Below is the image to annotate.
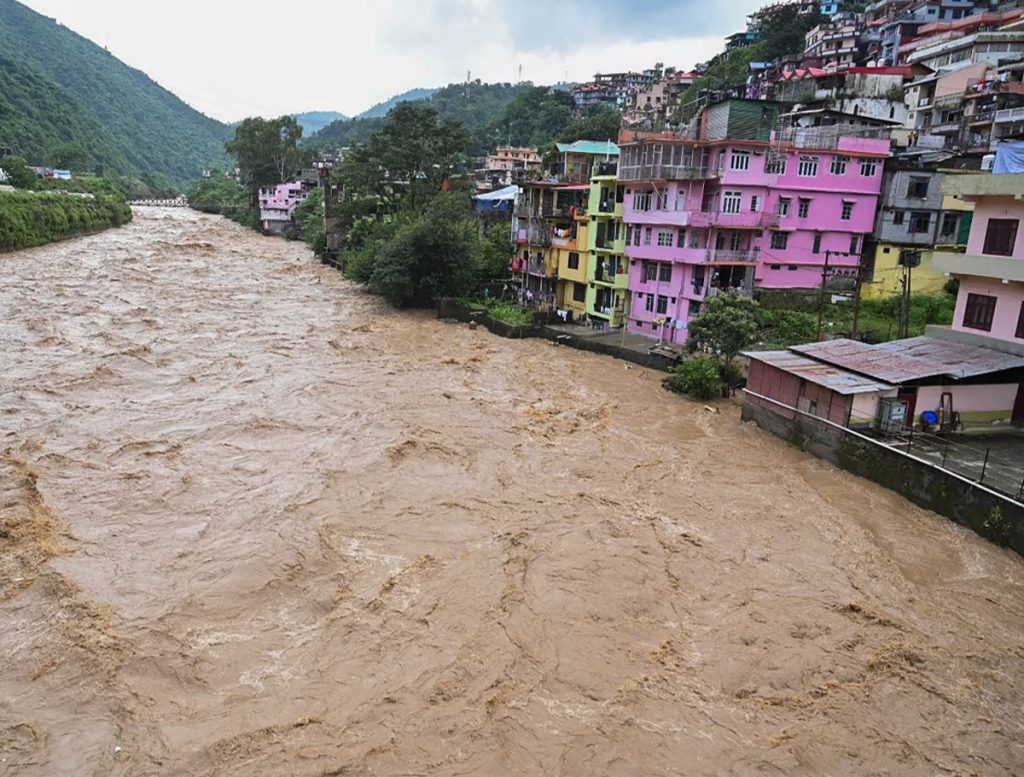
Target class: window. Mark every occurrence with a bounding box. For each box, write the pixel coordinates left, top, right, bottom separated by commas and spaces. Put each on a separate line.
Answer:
643, 261, 657, 282
765, 156, 787, 175
907, 176, 929, 199
860, 159, 878, 177
658, 264, 672, 282
568, 252, 579, 269
689, 301, 702, 316
849, 235, 859, 254
572, 283, 586, 302
798, 198, 811, 218
940, 212, 958, 238
722, 191, 742, 214
777, 197, 791, 217
750, 195, 761, 212
645, 294, 654, 312
643, 227, 652, 246
729, 231, 742, 251
963, 293, 997, 332
983, 218, 1019, 257
798, 155, 819, 177
634, 192, 652, 211
625, 225, 633, 245
788, 265, 798, 271
908, 212, 930, 234
731, 150, 750, 171
1016, 302, 1024, 340
633, 227, 641, 246
657, 230, 673, 247
812, 233, 822, 254
830, 155, 849, 175
656, 295, 669, 315
841, 201, 854, 221
675, 189, 686, 211
893, 210, 905, 226
771, 232, 789, 250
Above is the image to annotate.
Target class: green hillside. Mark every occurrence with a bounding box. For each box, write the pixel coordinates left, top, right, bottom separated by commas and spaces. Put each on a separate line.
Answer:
0, 0, 231, 188
292, 111, 348, 135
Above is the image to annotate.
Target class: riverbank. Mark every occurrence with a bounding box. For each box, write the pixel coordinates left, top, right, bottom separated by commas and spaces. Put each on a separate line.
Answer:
3, 208, 1022, 776
0, 189, 132, 252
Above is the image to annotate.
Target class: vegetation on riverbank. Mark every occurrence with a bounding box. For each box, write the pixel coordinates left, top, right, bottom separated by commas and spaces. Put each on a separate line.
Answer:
0, 189, 132, 252
186, 174, 259, 230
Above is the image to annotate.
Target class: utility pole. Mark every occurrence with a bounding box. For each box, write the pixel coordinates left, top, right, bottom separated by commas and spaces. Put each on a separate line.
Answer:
816, 250, 832, 342
851, 259, 865, 340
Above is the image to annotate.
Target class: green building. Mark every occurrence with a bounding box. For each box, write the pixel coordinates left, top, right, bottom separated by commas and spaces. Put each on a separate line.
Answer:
586, 160, 629, 328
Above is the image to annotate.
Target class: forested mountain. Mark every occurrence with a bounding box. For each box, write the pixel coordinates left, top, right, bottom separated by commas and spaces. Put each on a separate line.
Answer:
356, 88, 438, 119
292, 111, 348, 135
308, 81, 617, 156
0, 0, 231, 189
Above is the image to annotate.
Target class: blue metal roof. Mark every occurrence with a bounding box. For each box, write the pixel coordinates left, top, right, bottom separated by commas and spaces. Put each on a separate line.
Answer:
555, 140, 620, 156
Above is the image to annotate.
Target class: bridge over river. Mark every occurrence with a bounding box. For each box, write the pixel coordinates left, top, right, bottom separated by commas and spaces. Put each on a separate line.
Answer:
129, 196, 189, 207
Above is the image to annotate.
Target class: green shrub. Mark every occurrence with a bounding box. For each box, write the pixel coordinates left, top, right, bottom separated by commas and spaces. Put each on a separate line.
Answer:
0, 189, 132, 251
488, 305, 533, 326
663, 355, 724, 401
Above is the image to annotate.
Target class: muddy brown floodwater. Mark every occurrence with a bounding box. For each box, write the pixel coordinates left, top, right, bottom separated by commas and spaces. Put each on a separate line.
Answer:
1, 208, 1023, 776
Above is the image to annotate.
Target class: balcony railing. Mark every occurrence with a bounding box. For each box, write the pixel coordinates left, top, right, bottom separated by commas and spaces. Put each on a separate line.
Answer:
617, 163, 710, 181
688, 209, 780, 228
930, 120, 962, 135
995, 107, 1024, 124
705, 247, 760, 264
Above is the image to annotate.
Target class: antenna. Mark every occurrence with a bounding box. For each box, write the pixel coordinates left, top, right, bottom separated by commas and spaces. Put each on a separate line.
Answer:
518, 64, 523, 83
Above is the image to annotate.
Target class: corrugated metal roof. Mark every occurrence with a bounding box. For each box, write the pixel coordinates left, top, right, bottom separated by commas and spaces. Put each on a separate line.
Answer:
791, 337, 1024, 382
555, 140, 621, 156
744, 350, 895, 395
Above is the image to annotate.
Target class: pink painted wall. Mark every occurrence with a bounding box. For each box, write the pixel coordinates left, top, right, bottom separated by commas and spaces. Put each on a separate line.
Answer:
952, 277, 1024, 342
965, 198, 1024, 258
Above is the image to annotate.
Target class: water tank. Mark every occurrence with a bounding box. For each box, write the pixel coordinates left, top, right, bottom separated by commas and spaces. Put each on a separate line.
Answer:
877, 398, 909, 434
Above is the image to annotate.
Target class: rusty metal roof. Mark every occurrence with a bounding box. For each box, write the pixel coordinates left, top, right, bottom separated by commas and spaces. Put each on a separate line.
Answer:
790, 337, 1024, 382
744, 350, 896, 394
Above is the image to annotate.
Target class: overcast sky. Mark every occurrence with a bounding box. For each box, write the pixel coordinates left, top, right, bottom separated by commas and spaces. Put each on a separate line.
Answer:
20, 0, 763, 122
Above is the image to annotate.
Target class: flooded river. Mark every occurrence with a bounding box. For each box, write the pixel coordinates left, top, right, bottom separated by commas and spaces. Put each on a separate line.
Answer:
2, 208, 1023, 776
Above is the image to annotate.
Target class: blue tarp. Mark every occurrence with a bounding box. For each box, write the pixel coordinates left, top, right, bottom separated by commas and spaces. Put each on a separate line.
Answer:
993, 141, 1024, 174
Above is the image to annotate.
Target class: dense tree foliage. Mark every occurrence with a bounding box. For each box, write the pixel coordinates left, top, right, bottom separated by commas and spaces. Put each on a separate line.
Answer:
663, 355, 725, 400
186, 174, 258, 229
226, 116, 308, 201
687, 292, 760, 371
0, 156, 36, 189
293, 188, 326, 255
481, 87, 575, 148
0, 0, 231, 187
0, 189, 132, 252
559, 105, 622, 144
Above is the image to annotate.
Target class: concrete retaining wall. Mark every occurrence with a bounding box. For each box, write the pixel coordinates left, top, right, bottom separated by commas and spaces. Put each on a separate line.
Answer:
742, 394, 1024, 555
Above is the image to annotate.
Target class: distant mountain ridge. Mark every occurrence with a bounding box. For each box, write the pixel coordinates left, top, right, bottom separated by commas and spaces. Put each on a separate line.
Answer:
0, 0, 231, 188
354, 87, 439, 120
292, 111, 348, 135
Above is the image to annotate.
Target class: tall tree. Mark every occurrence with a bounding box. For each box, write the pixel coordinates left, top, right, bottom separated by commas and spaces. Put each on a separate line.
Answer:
687, 292, 760, 373
0, 155, 36, 189
226, 116, 305, 200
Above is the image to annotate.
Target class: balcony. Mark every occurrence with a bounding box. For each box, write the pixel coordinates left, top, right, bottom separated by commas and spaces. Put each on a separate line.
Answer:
932, 252, 1024, 283
705, 247, 760, 265
593, 263, 626, 286
929, 120, 962, 135
617, 163, 710, 182
995, 107, 1024, 124
514, 227, 552, 247
687, 209, 780, 229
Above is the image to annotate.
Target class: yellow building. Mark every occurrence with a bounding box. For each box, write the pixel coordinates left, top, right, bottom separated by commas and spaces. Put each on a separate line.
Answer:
862, 194, 974, 300
556, 216, 589, 317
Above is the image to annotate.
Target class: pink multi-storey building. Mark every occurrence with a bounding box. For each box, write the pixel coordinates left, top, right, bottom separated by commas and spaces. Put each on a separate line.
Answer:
258, 182, 311, 235
619, 120, 889, 343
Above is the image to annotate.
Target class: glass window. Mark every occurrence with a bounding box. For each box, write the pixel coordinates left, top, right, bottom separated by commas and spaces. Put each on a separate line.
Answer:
908, 212, 930, 233
645, 294, 654, 312
893, 210, 905, 226
963, 293, 997, 332
798, 198, 811, 218
656, 295, 669, 314
675, 189, 686, 211
658, 264, 672, 282
798, 156, 819, 177
812, 233, 822, 254
722, 191, 742, 214
983, 219, 1018, 257
731, 150, 750, 171
644, 227, 652, 246
940, 212, 958, 238
830, 155, 849, 175
750, 195, 761, 212
634, 192, 652, 211
907, 176, 929, 198
568, 252, 579, 269
777, 197, 791, 217
765, 155, 786, 175
860, 159, 878, 177
657, 230, 673, 247
771, 232, 789, 250
643, 261, 657, 282
841, 201, 854, 221
849, 235, 859, 254
572, 282, 586, 302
